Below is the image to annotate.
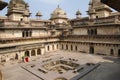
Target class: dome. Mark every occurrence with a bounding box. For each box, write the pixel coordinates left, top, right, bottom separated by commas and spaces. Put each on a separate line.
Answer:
51, 5, 67, 19
76, 10, 81, 15
10, 0, 25, 4
36, 11, 42, 17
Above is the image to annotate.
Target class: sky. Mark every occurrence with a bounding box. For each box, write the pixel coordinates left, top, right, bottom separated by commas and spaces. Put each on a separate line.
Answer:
1, 0, 90, 19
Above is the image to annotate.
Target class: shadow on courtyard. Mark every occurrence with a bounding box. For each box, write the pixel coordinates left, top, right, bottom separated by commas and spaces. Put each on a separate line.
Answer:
79, 56, 120, 80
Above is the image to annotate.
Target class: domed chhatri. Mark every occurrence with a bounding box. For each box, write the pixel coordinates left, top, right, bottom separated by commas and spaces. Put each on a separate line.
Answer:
6, 0, 30, 21
36, 11, 42, 17
76, 10, 82, 18
51, 5, 67, 19
76, 10, 81, 15
36, 11, 42, 19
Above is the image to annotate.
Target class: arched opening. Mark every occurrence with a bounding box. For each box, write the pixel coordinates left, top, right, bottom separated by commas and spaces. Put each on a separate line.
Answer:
29, 30, 32, 37
57, 44, 58, 49
31, 50, 36, 56
75, 46, 78, 51
22, 31, 25, 37
20, 18, 23, 21
94, 29, 97, 35
25, 51, 30, 57
87, 29, 90, 35
66, 45, 68, 50
91, 29, 94, 35
26, 31, 29, 37
89, 46, 94, 54
110, 49, 114, 56
48, 46, 50, 51
37, 49, 41, 55
15, 54, 18, 60
96, 16, 98, 19
62, 44, 64, 49
118, 49, 120, 57
71, 45, 73, 51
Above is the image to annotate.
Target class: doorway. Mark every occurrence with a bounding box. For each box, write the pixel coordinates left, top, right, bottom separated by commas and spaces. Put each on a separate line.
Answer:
25, 51, 30, 57
48, 46, 50, 51
118, 49, 120, 57
31, 50, 36, 56
71, 45, 73, 51
62, 44, 64, 49
75, 46, 78, 51
110, 49, 114, 56
37, 49, 41, 55
66, 45, 68, 50
89, 46, 94, 54
15, 54, 18, 60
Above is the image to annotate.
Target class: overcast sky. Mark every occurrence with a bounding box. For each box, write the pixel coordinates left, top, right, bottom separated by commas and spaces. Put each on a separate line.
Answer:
1, 0, 90, 19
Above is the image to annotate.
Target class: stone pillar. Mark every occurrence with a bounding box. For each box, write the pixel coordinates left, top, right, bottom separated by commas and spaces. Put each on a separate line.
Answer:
114, 48, 118, 57
42, 48, 45, 55
35, 49, 37, 56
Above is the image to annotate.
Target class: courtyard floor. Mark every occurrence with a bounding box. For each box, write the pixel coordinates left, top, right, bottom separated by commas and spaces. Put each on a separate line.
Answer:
0, 50, 120, 80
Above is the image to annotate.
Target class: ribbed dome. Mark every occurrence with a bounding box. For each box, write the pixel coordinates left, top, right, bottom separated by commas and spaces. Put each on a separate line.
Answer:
51, 5, 67, 19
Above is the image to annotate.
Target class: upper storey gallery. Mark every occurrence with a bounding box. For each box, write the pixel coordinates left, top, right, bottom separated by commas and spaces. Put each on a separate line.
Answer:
0, 0, 120, 28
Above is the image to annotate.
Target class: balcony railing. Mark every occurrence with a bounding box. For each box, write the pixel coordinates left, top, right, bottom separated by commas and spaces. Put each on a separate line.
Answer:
61, 35, 120, 43
72, 15, 120, 27
0, 36, 60, 44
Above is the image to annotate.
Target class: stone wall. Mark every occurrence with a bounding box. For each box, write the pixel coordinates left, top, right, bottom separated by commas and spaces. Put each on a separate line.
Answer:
0, 70, 2, 80
60, 42, 120, 56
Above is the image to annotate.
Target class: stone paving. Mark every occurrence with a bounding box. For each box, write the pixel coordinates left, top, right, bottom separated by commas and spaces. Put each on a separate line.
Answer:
0, 51, 120, 80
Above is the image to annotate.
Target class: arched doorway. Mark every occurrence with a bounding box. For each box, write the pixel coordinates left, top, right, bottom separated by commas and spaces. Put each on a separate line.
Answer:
15, 54, 18, 60
25, 51, 30, 57
37, 49, 41, 55
62, 44, 64, 49
66, 45, 68, 50
31, 50, 36, 56
89, 46, 94, 54
110, 49, 114, 56
118, 49, 120, 57
75, 46, 78, 51
48, 46, 50, 51
71, 45, 73, 51
57, 44, 58, 49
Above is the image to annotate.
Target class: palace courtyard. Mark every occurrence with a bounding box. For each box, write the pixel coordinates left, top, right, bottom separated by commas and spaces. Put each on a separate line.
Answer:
0, 51, 120, 80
